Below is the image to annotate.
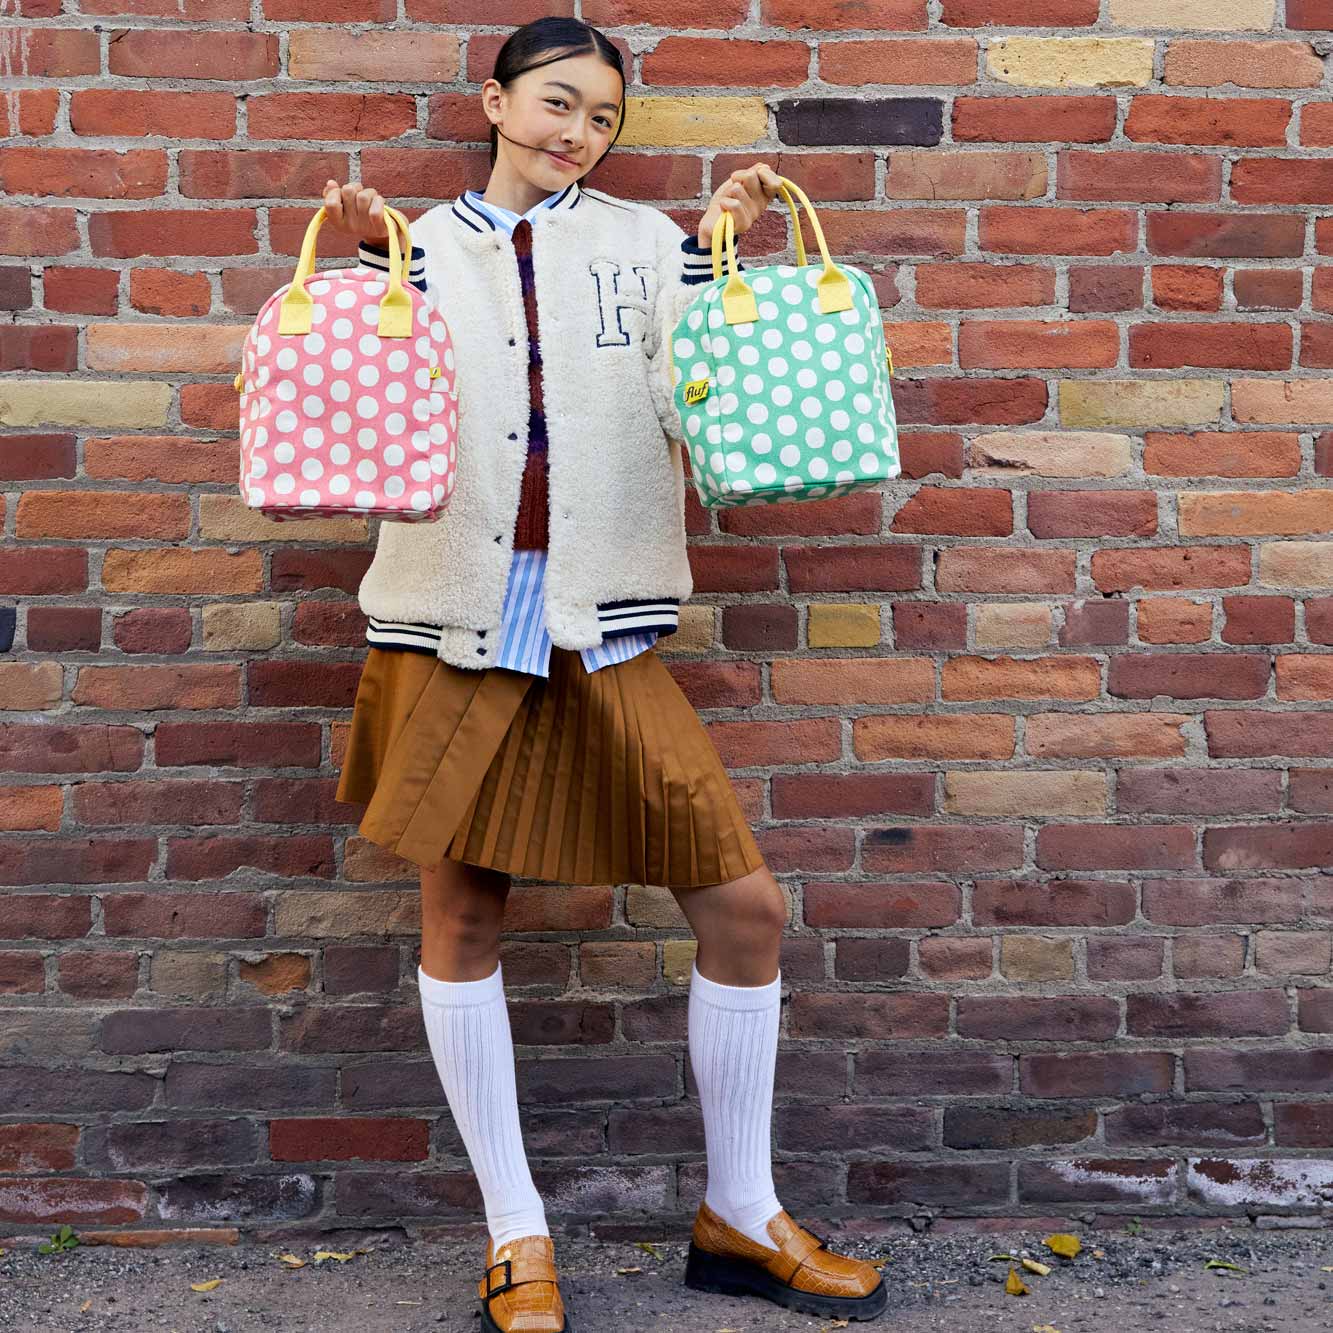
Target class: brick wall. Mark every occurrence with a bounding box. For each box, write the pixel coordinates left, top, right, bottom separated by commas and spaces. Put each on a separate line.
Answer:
3, 0, 1333, 1242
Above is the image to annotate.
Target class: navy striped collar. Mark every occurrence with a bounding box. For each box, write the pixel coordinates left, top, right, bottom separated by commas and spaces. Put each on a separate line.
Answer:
450, 180, 582, 239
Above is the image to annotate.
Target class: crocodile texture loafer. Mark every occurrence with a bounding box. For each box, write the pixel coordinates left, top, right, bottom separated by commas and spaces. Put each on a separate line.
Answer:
684, 1201, 887, 1321
478, 1233, 571, 1333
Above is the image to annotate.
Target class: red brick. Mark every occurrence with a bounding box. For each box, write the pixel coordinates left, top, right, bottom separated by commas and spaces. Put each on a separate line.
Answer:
0, 148, 167, 199
70, 89, 236, 140
108, 29, 279, 80
43, 266, 119, 314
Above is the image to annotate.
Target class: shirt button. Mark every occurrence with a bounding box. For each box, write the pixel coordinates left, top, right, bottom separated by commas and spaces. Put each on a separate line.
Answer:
508, 337, 515, 346
507, 432, 517, 440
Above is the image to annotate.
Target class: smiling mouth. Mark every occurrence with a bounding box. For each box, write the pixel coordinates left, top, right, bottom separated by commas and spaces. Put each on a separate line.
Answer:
546, 150, 579, 166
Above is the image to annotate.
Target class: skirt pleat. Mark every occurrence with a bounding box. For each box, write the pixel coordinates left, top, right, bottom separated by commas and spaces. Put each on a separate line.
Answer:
334, 643, 766, 888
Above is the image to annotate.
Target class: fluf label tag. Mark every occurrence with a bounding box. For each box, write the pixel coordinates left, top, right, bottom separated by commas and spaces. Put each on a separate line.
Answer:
683, 378, 709, 405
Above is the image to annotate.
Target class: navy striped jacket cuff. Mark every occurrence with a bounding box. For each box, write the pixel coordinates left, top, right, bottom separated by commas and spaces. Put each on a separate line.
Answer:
680, 233, 743, 285
358, 239, 428, 293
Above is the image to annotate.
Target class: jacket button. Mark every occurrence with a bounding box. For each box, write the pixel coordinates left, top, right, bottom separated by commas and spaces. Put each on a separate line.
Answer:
507, 432, 517, 440
508, 337, 515, 346
477, 647, 486, 655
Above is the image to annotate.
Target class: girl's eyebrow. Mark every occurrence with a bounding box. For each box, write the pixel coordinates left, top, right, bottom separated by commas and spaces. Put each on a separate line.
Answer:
542, 79, 619, 114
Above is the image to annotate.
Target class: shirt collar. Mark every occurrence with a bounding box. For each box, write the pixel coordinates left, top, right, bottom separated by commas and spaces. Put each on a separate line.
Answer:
451, 179, 582, 237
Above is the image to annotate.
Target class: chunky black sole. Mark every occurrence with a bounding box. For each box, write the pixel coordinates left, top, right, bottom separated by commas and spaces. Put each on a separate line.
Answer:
684, 1240, 888, 1320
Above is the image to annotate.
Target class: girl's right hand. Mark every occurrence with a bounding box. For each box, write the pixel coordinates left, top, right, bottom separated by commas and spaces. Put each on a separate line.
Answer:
322, 179, 391, 243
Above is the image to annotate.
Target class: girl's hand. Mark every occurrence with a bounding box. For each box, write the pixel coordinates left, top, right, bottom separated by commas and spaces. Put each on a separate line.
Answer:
697, 163, 783, 248
321, 179, 390, 243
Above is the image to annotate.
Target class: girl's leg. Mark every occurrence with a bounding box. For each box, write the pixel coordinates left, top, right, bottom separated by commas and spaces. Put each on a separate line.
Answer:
671, 863, 788, 1248
417, 856, 549, 1250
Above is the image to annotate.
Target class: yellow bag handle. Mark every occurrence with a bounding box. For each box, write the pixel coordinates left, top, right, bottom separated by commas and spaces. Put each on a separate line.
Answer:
277, 203, 414, 339
708, 174, 853, 326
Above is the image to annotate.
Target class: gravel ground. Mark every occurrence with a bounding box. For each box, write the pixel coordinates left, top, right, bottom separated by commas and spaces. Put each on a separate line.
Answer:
2, 1221, 1331, 1332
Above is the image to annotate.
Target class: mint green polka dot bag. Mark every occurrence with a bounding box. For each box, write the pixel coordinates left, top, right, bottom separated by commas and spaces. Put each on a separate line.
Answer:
667, 175, 900, 508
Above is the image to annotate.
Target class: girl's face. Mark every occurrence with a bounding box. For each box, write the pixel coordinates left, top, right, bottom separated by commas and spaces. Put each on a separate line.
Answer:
483, 52, 623, 190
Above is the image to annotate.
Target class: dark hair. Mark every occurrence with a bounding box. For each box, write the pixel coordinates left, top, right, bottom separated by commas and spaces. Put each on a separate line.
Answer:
486, 17, 632, 211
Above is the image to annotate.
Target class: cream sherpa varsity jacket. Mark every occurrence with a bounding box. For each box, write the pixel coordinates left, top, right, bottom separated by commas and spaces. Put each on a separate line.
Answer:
354, 181, 707, 672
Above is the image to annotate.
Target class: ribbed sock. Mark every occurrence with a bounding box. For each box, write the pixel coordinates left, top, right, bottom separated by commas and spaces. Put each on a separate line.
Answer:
687, 959, 784, 1249
417, 961, 549, 1252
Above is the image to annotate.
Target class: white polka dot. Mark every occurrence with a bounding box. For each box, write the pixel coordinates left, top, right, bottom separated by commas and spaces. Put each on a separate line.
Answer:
276, 347, 298, 370
302, 426, 323, 448
331, 318, 354, 340
256, 334, 271, 355
248, 455, 267, 478
357, 365, 380, 387
780, 444, 801, 467
330, 443, 350, 465
385, 381, 406, 404
301, 458, 323, 480
356, 395, 378, 419
331, 410, 352, 434
302, 396, 325, 418
329, 379, 351, 403
273, 473, 294, 493
275, 379, 297, 402
384, 476, 404, 498
361, 305, 380, 325
335, 289, 357, 308
302, 332, 324, 354
388, 349, 409, 373
329, 473, 350, 494
275, 410, 298, 433
355, 459, 378, 481
331, 348, 353, 371
383, 444, 404, 467
357, 428, 377, 449
355, 490, 376, 507
358, 334, 381, 356
303, 363, 324, 386
385, 412, 406, 435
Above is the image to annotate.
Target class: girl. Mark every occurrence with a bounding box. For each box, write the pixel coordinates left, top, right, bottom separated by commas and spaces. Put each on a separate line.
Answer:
325, 17, 886, 1330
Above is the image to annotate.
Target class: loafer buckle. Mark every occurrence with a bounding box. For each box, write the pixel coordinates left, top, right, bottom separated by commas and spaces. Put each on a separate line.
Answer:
483, 1258, 513, 1296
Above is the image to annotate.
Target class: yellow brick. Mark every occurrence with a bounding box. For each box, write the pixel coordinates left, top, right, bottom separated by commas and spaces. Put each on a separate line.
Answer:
272, 891, 420, 939
1059, 379, 1223, 428
657, 603, 714, 655
1109, 0, 1275, 32
809, 603, 881, 648
987, 36, 1155, 89
102, 547, 262, 595
202, 602, 282, 651
150, 950, 227, 998
618, 96, 768, 147
663, 939, 698, 986
87, 324, 247, 374
1001, 935, 1074, 981
199, 494, 367, 543
1258, 541, 1333, 588
0, 379, 171, 428
975, 602, 1051, 649
970, 430, 1133, 477
943, 769, 1108, 816
626, 883, 687, 929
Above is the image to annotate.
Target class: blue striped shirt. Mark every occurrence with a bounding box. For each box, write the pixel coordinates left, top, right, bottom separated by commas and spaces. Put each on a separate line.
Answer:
358, 182, 730, 677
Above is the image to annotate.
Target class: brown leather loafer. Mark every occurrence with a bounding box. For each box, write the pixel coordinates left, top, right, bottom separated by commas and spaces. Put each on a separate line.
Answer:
478, 1233, 571, 1333
684, 1201, 887, 1320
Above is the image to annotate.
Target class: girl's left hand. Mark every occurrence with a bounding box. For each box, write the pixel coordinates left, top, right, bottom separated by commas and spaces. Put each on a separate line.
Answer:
697, 163, 783, 247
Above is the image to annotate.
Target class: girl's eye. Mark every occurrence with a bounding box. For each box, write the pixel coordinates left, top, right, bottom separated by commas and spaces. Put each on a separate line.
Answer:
545, 98, 612, 129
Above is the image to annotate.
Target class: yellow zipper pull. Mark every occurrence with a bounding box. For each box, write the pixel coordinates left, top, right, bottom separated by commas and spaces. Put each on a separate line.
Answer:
234, 371, 244, 392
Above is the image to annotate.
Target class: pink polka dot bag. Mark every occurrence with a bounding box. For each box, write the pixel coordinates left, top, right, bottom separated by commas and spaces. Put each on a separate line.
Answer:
236, 204, 458, 523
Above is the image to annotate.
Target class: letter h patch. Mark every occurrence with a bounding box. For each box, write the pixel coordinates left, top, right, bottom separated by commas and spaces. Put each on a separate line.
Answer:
589, 259, 656, 348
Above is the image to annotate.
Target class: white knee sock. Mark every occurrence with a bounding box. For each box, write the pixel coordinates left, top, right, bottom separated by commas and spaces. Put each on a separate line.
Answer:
417, 961, 549, 1252
688, 960, 783, 1249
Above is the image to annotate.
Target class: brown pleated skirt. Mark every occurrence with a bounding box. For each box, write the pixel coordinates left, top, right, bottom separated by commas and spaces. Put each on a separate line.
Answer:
334, 643, 766, 887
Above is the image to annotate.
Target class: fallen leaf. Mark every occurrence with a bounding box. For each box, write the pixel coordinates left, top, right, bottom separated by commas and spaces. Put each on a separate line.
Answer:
1033, 1324, 1061, 1333
988, 1252, 1018, 1262
1204, 1259, 1247, 1274
313, 1250, 357, 1263
189, 1279, 222, 1292
1005, 1266, 1030, 1296
394, 1299, 423, 1305
1043, 1233, 1082, 1260
616, 1265, 643, 1275
868, 1256, 891, 1268
1021, 1258, 1052, 1276
1092, 1249, 1105, 1259
277, 1253, 306, 1268
635, 1241, 663, 1261
79, 1299, 92, 1312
